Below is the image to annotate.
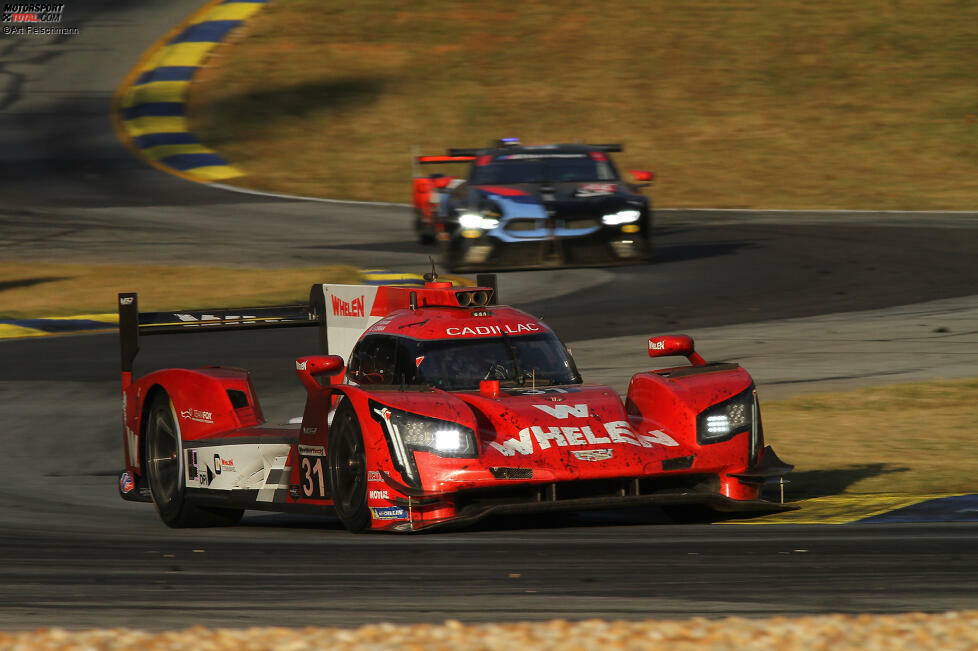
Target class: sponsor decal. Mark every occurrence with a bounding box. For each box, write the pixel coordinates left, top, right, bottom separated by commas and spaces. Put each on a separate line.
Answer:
512, 387, 579, 396
179, 408, 213, 424
119, 296, 134, 306
295, 360, 307, 371
369, 490, 390, 500
575, 183, 617, 197
370, 506, 408, 520
172, 313, 258, 324
298, 444, 326, 457
446, 323, 540, 337
488, 421, 679, 456
331, 294, 365, 318
125, 426, 138, 468
302, 427, 318, 435
498, 153, 587, 160
532, 403, 588, 419
186, 449, 211, 487
213, 454, 234, 474
367, 471, 383, 482
119, 472, 135, 494
571, 448, 614, 461
649, 340, 665, 351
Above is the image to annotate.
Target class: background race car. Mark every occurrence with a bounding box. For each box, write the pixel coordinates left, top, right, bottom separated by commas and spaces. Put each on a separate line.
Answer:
118, 274, 792, 533
412, 139, 655, 272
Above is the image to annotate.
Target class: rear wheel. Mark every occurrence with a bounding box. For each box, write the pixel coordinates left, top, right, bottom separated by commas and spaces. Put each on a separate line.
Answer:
415, 209, 435, 245
145, 392, 243, 528
327, 402, 371, 532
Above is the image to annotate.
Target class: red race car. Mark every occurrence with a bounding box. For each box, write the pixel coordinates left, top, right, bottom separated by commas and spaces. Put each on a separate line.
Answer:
117, 274, 793, 532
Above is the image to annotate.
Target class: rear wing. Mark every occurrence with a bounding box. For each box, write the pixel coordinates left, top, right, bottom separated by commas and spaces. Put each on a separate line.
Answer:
118, 273, 499, 387
118, 293, 317, 388
447, 143, 623, 157
415, 155, 477, 164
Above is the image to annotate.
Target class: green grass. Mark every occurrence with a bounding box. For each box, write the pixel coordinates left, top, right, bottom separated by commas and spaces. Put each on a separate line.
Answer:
187, 0, 978, 209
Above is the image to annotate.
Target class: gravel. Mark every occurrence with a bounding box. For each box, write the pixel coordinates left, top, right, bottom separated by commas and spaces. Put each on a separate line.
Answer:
2, 611, 977, 650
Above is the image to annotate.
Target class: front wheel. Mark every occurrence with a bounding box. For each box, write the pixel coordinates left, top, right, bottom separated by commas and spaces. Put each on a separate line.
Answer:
145, 392, 243, 528
327, 402, 371, 532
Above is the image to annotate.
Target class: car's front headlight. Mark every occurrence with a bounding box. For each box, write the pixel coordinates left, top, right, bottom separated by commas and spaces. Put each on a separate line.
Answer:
370, 401, 477, 487
458, 207, 501, 230
696, 387, 755, 445
602, 209, 641, 226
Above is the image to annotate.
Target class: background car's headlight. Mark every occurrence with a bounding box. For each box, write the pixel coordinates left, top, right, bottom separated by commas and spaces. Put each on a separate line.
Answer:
370, 401, 477, 487
602, 209, 641, 226
458, 212, 500, 230
696, 387, 754, 444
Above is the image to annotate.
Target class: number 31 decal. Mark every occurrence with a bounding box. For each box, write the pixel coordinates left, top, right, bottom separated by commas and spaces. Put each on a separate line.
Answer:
300, 455, 328, 499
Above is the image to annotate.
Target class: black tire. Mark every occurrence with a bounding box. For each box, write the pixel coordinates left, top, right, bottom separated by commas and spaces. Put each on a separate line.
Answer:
145, 392, 243, 528
327, 402, 371, 532
415, 210, 435, 245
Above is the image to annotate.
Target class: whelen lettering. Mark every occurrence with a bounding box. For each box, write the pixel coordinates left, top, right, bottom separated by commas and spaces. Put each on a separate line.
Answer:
488, 421, 678, 456
331, 294, 365, 317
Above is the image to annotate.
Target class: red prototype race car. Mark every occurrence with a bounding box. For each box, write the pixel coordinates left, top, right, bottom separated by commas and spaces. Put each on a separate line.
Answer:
117, 274, 793, 532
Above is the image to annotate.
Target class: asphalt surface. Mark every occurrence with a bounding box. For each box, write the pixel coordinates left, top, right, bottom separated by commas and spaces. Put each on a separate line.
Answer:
1, 0, 978, 632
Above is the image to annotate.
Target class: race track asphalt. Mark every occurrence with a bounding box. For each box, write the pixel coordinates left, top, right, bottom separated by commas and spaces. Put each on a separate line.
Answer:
1, 0, 977, 631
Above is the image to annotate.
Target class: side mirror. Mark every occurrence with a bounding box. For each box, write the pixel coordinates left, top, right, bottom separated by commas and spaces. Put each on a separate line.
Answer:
630, 169, 655, 183
295, 355, 345, 392
648, 335, 706, 366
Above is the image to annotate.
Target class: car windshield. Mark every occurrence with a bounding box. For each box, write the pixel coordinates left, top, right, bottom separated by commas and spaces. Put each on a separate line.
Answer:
470, 154, 617, 185
348, 332, 582, 391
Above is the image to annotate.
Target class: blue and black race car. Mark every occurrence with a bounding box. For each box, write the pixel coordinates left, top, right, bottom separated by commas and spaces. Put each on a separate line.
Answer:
412, 139, 654, 272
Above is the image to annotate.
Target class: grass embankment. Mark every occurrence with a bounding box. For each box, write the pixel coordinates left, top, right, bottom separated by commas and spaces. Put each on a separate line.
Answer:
765, 377, 978, 498
187, 0, 978, 209
0, 263, 362, 319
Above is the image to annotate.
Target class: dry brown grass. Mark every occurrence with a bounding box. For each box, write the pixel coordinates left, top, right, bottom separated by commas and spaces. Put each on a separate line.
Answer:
0, 263, 362, 318
764, 377, 978, 496
187, 0, 978, 209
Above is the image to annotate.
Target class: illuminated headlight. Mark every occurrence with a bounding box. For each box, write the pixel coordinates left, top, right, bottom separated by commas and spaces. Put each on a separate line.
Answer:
602, 209, 641, 226
696, 388, 753, 444
459, 212, 500, 230
370, 401, 477, 487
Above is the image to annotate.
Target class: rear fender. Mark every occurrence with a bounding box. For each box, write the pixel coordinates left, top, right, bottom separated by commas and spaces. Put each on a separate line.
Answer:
124, 367, 263, 477
412, 176, 454, 218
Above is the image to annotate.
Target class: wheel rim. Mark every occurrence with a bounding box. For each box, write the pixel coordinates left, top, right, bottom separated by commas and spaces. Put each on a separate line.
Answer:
332, 420, 366, 513
148, 403, 181, 508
